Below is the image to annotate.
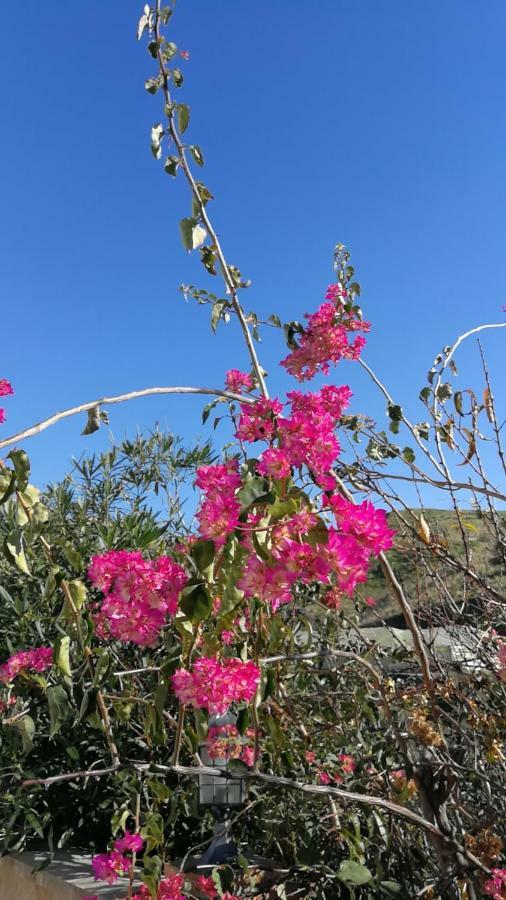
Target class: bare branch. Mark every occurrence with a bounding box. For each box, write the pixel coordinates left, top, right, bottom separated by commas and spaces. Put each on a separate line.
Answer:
0, 386, 252, 451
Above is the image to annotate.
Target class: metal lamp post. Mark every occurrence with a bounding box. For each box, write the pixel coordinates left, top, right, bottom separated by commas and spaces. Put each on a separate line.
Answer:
196, 712, 246, 866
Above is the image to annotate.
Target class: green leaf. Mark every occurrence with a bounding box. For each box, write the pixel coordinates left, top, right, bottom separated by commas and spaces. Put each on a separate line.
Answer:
4, 529, 30, 574
60, 542, 83, 573
147, 39, 158, 59
179, 217, 197, 251
0, 468, 15, 504
177, 103, 190, 134
190, 540, 215, 574
380, 882, 404, 897
419, 386, 431, 402
211, 299, 226, 332
172, 67, 184, 87
454, 391, 463, 415
47, 685, 70, 738
144, 76, 160, 94
402, 446, 415, 464
15, 714, 35, 754
163, 41, 177, 61
8, 449, 30, 491
54, 636, 71, 678
337, 860, 373, 886
436, 382, 453, 402
200, 245, 217, 275
180, 583, 212, 624
387, 403, 402, 434
236, 707, 250, 735
413, 421, 430, 441
66, 579, 87, 612
189, 145, 204, 166
237, 475, 272, 511
164, 155, 179, 176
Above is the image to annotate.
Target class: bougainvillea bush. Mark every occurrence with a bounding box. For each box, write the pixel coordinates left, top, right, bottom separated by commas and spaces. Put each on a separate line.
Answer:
0, 3, 505, 899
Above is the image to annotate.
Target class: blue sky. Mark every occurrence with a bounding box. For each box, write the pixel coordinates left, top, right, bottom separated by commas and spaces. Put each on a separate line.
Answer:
1, 0, 505, 505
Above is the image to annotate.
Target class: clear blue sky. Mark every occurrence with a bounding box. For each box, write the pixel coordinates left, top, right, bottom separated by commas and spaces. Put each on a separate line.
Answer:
1, 0, 505, 504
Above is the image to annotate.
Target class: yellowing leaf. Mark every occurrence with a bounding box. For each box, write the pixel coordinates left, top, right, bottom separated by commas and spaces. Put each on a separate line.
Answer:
483, 388, 495, 424
418, 514, 431, 546
191, 223, 207, 249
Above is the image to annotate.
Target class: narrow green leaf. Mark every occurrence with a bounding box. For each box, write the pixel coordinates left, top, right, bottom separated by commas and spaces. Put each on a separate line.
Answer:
189, 145, 204, 166
47, 685, 70, 738
54, 636, 72, 678
179, 217, 197, 251
177, 103, 190, 134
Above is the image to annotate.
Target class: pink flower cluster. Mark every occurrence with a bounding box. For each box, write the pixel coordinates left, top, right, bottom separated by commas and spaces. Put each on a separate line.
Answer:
237, 500, 385, 612
327, 494, 395, 555
308, 751, 356, 785
484, 869, 506, 899
236, 385, 352, 487
0, 646, 53, 683
280, 284, 370, 381
225, 369, 254, 394
0, 377, 13, 424
172, 656, 260, 715
130, 874, 186, 900
206, 723, 255, 767
87, 550, 187, 646
195, 875, 217, 898
91, 831, 144, 886
195, 461, 241, 546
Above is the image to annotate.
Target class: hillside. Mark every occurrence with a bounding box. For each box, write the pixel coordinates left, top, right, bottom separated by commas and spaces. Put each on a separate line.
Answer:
362, 508, 506, 626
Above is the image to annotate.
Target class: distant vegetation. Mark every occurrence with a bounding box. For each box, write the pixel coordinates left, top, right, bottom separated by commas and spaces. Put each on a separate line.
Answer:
364, 508, 506, 626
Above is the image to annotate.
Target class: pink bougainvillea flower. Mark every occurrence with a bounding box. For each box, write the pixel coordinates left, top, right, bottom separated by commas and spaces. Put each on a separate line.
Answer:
326, 494, 396, 555
172, 656, 260, 715
305, 750, 316, 764
235, 397, 284, 444
280, 285, 369, 382
195, 460, 241, 546
0, 377, 13, 424
483, 868, 506, 898
179, 49, 190, 60
318, 771, 331, 785
0, 647, 53, 683
365, 596, 377, 607
113, 831, 144, 853
338, 753, 357, 774
157, 873, 186, 899
87, 550, 187, 647
257, 447, 292, 479
0, 379, 13, 397
91, 850, 130, 884
195, 874, 218, 897
225, 369, 254, 394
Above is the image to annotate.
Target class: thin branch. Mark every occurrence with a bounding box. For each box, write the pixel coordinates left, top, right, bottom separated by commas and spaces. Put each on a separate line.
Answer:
154, 2, 269, 399
0, 386, 252, 451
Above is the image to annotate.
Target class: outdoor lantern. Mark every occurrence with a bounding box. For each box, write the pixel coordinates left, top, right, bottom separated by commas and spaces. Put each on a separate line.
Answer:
196, 712, 246, 866
198, 712, 246, 810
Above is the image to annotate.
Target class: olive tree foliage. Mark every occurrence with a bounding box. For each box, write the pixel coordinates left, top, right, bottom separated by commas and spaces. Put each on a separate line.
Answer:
0, 3, 505, 899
